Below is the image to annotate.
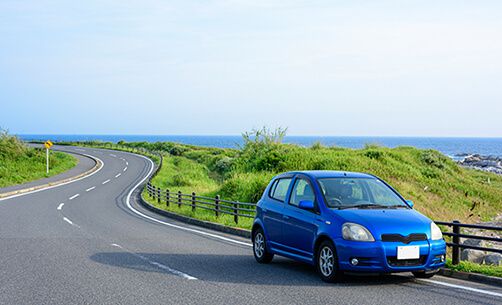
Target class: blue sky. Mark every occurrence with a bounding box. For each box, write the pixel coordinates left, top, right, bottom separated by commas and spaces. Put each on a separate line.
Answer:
1, 1, 501, 136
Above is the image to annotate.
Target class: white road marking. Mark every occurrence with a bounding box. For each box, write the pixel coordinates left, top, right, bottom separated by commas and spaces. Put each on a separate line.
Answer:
124, 156, 502, 300
126, 161, 128, 166
419, 279, 502, 298
86, 186, 96, 192
115, 173, 121, 178
62, 217, 80, 228
57, 203, 64, 210
0, 154, 104, 202
125, 155, 252, 248
110, 243, 197, 280
69, 194, 80, 200
110, 154, 117, 157
123, 167, 127, 172
102, 179, 110, 185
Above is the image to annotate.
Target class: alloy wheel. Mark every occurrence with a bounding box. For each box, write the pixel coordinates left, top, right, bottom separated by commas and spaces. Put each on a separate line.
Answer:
254, 232, 265, 258
319, 246, 334, 277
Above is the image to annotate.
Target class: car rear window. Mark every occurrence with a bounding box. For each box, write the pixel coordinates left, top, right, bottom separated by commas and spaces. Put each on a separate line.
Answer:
269, 178, 292, 202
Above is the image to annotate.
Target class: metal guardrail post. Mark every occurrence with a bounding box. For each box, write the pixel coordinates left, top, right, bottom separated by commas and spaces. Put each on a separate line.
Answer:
215, 195, 220, 217
234, 201, 239, 224
452, 220, 460, 265
178, 191, 182, 208
152, 186, 156, 200
157, 187, 161, 204
166, 189, 170, 207
192, 192, 196, 212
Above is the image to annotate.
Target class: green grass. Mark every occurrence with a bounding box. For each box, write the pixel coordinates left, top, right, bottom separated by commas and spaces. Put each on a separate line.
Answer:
63, 131, 502, 231
446, 259, 502, 278
0, 132, 78, 188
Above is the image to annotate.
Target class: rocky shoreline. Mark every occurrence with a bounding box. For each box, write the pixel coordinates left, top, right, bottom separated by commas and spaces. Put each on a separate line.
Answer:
457, 154, 502, 175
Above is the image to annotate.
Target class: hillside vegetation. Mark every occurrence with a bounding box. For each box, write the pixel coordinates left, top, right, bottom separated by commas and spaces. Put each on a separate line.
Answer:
94, 129, 502, 223
0, 130, 77, 188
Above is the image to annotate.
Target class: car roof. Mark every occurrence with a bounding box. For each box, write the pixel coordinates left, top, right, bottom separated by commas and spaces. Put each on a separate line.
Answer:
276, 170, 375, 179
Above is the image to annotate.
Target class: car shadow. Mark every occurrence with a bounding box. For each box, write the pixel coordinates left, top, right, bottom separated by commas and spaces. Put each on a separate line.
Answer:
90, 251, 417, 287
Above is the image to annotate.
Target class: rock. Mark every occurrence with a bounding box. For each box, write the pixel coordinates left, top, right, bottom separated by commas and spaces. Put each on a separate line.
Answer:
462, 238, 486, 247
460, 249, 485, 264
483, 253, 502, 266
458, 154, 502, 175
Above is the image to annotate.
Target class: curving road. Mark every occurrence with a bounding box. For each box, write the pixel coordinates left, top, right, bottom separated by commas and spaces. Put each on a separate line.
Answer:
0, 146, 501, 305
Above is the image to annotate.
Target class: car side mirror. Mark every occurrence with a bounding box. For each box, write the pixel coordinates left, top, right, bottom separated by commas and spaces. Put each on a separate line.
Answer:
299, 200, 315, 210
406, 200, 414, 209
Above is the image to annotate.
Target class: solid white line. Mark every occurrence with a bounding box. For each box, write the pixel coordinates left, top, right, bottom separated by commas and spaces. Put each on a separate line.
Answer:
125, 155, 252, 248
86, 186, 96, 192
115, 173, 121, 178
110, 243, 197, 280
57, 203, 64, 210
69, 194, 80, 200
102, 179, 110, 185
123, 167, 127, 172
0, 154, 104, 202
419, 279, 502, 298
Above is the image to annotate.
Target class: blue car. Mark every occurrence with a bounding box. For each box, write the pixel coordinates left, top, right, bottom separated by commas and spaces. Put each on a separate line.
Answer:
252, 171, 446, 282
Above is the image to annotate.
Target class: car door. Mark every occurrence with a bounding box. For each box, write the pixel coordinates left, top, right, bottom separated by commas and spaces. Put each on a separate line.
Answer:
281, 175, 319, 258
262, 176, 293, 248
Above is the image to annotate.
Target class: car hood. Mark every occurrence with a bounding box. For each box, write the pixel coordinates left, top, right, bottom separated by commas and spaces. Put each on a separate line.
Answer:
332, 209, 432, 240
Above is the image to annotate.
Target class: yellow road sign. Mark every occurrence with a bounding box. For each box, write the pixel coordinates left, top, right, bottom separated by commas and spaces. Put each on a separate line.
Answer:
44, 140, 53, 149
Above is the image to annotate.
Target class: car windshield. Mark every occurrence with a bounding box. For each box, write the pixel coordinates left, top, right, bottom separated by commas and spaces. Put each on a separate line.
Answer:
317, 177, 408, 209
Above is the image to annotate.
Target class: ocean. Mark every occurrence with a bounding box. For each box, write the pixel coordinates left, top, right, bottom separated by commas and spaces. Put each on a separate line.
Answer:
18, 134, 502, 159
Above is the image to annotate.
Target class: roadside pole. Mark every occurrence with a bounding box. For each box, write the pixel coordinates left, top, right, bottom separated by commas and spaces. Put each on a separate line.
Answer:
44, 140, 53, 174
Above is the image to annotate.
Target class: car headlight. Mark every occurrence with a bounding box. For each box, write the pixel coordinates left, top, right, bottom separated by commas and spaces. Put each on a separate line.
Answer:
342, 223, 375, 242
431, 222, 443, 240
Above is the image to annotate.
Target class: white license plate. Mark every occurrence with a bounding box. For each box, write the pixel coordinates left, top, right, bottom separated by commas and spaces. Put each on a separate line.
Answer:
397, 246, 419, 260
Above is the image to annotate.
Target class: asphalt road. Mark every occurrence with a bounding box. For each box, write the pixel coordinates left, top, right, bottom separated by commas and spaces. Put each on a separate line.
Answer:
0, 146, 501, 305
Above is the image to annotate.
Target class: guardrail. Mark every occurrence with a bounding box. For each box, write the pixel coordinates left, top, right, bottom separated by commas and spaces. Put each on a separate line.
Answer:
59, 141, 502, 267
436, 221, 502, 265
145, 182, 256, 224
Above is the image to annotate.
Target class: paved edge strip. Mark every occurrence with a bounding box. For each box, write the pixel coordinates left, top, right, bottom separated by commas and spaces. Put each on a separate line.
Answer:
438, 268, 502, 287
0, 151, 102, 199
138, 193, 251, 239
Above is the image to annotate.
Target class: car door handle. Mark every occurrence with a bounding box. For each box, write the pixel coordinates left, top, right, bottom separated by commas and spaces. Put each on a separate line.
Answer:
283, 215, 290, 220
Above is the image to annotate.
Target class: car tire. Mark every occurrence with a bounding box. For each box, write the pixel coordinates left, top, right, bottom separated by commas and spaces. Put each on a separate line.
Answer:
412, 270, 438, 279
316, 240, 343, 282
253, 228, 273, 264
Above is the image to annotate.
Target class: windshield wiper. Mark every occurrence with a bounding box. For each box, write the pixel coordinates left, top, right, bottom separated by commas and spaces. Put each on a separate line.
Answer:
338, 204, 388, 210
337, 204, 408, 210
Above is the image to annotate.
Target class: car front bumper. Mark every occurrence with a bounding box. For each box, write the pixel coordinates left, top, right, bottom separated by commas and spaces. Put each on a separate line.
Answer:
335, 238, 446, 273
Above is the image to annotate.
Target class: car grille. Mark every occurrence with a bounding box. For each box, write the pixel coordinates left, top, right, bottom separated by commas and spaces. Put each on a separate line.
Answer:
387, 255, 427, 267
381, 233, 427, 244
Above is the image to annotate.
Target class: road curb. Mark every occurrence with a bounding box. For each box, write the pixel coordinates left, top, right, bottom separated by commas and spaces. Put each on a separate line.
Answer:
139, 193, 502, 286
138, 193, 252, 239
438, 268, 502, 287
0, 152, 102, 199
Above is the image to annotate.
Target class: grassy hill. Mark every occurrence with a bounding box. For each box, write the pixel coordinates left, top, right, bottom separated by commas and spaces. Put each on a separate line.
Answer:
134, 129, 502, 225
0, 131, 77, 188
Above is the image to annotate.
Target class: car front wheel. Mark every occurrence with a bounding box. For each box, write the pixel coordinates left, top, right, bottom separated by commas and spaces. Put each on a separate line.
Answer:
253, 228, 273, 263
316, 240, 343, 282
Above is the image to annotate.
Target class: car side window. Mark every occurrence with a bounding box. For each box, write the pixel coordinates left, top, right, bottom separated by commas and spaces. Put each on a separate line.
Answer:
269, 178, 292, 202
289, 178, 315, 207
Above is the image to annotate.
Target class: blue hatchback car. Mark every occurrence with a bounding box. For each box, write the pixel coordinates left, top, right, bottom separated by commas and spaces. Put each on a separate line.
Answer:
252, 171, 446, 282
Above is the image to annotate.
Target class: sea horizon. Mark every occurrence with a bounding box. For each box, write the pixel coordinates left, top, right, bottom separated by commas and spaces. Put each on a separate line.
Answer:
18, 134, 502, 158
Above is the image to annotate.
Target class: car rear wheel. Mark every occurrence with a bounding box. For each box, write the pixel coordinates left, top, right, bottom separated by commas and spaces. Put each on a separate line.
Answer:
412, 270, 438, 278
316, 240, 343, 282
253, 228, 273, 263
